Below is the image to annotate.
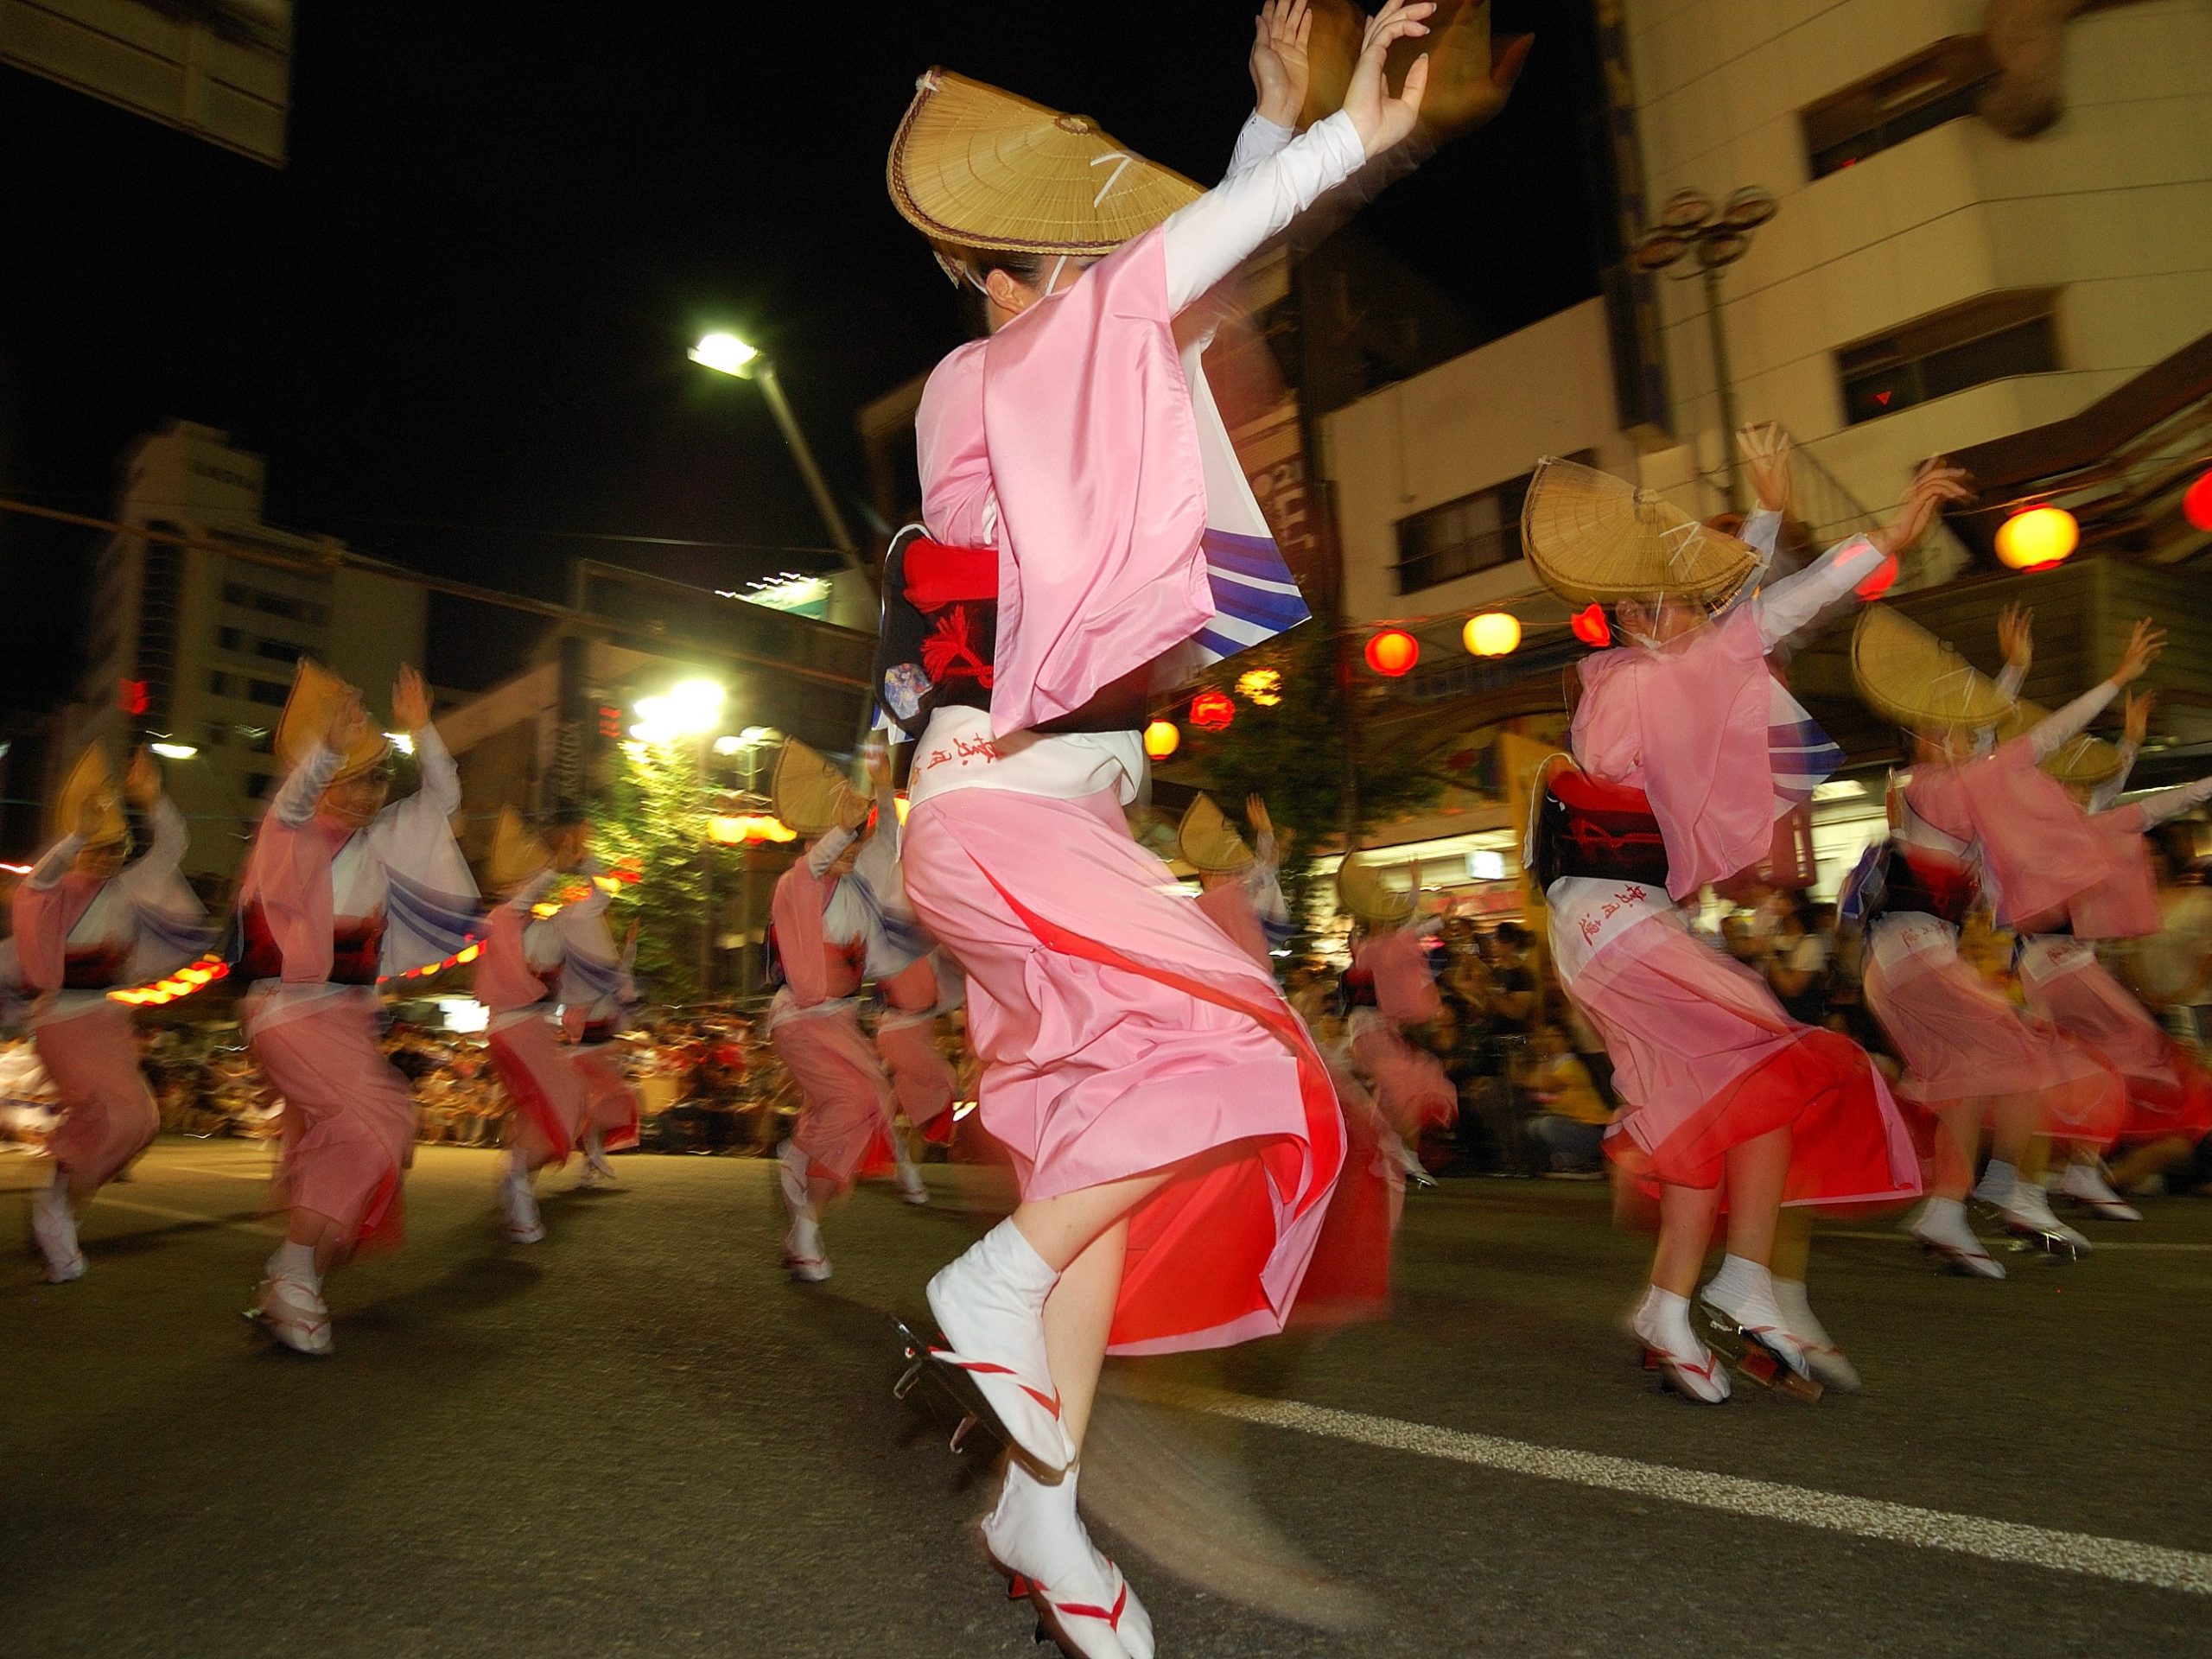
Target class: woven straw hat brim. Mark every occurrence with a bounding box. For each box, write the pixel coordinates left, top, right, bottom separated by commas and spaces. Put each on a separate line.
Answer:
489, 807, 554, 893
1337, 849, 1415, 928
1995, 701, 2126, 788
887, 68, 1201, 257
275, 658, 391, 785
54, 743, 128, 848
1177, 794, 1252, 874
1521, 457, 1761, 607
772, 740, 861, 840
1850, 607, 2017, 733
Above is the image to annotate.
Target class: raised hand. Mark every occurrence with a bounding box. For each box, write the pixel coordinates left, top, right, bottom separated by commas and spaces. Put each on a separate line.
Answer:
124, 746, 161, 809
391, 664, 432, 733
1873, 459, 1973, 556
1341, 0, 1436, 158
1250, 0, 1313, 129
1245, 794, 1274, 844
1738, 422, 1793, 516
862, 736, 892, 791
1408, 0, 1533, 140
2111, 618, 2167, 687
1997, 602, 2033, 673
2123, 690, 2154, 748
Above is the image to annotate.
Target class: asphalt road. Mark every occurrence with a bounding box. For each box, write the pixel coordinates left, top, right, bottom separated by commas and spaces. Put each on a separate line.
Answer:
4, 1141, 2209, 1658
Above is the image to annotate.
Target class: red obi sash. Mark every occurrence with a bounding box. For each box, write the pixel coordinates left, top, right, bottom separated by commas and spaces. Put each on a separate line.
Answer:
1534, 767, 1670, 889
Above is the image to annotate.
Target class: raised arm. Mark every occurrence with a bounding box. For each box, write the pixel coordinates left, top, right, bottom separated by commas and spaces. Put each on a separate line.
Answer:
2120, 774, 2212, 829
2087, 693, 2148, 811
1163, 1, 1436, 311
804, 826, 855, 880
2025, 618, 2164, 761
271, 741, 342, 829
1753, 459, 1972, 648
24, 830, 83, 891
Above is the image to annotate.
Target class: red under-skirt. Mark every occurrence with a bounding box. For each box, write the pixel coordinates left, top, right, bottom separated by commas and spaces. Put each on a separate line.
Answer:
2024, 956, 2212, 1144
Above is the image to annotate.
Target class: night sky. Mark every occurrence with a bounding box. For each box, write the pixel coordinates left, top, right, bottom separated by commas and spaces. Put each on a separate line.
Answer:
0, 1, 1605, 710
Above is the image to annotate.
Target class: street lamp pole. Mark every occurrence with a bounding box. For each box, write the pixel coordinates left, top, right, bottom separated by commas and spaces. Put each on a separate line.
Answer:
1631, 187, 1779, 516
690, 332, 874, 593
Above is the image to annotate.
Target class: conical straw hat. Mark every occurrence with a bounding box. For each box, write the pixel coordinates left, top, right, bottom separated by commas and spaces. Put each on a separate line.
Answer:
1337, 849, 1416, 928
1994, 700, 2126, 789
772, 739, 861, 840
275, 658, 390, 785
1521, 457, 1762, 607
1177, 794, 1252, 874
1849, 607, 2016, 733
488, 807, 553, 893
54, 742, 128, 849
887, 68, 1202, 259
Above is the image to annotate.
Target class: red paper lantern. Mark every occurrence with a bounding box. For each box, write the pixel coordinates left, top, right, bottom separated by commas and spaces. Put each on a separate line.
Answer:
2185, 469, 2212, 533
1189, 689, 1236, 733
1569, 604, 1611, 647
1364, 628, 1420, 677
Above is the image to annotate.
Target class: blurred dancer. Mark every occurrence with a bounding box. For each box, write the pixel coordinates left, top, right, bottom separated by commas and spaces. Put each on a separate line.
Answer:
849, 741, 960, 1173
1183, 793, 1292, 969
475, 809, 638, 1238
765, 741, 897, 1281
881, 7, 1502, 1651
238, 663, 477, 1354
1338, 854, 1454, 1183
14, 746, 202, 1281
1867, 611, 2163, 1257
545, 817, 644, 1191
1996, 624, 2212, 1215
1524, 428, 1944, 1402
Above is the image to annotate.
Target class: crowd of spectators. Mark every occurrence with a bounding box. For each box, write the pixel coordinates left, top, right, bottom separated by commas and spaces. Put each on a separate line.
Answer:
5, 838, 2209, 1196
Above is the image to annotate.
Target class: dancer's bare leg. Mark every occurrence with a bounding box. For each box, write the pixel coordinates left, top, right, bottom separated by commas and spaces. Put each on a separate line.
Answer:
1929, 1100, 1983, 1198
1719, 1126, 1790, 1263
1650, 1184, 1720, 1296
1040, 1220, 1128, 1452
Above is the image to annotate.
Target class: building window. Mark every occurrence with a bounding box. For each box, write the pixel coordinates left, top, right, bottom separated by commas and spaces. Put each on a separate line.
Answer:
255, 639, 296, 664
1802, 36, 1996, 179
222, 581, 330, 629
1393, 453, 1592, 596
208, 671, 235, 697
247, 772, 273, 798
247, 678, 288, 707
203, 722, 227, 749
1838, 289, 2060, 425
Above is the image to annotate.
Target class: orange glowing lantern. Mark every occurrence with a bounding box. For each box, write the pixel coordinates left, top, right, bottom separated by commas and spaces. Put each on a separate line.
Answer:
1570, 603, 1611, 647
1142, 720, 1181, 760
1994, 505, 2077, 570
1189, 689, 1236, 733
1463, 612, 1522, 657
1364, 628, 1420, 677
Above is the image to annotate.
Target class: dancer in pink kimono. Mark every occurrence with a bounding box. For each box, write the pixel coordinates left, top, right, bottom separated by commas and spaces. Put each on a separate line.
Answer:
1884, 616, 2164, 1255
1858, 612, 2128, 1273
475, 809, 637, 1239
766, 741, 904, 1281
850, 749, 961, 1154
238, 663, 478, 1355
1526, 429, 1949, 1402
547, 828, 645, 1190
1339, 855, 1456, 1176
1995, 630, 2212, 1217
1184, 793, 1291, 970
15, 746, 202, 1282
882, 7, 1493, 1650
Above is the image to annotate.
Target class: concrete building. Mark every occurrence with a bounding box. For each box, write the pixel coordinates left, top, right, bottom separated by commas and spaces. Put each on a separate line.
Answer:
1312, 0, 2212, 901
74, 422, 426, 880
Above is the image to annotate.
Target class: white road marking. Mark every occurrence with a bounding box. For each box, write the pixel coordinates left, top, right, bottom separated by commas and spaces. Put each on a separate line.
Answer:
1827, 1229, 2212, 1254
1119, 1381, 2212, 1597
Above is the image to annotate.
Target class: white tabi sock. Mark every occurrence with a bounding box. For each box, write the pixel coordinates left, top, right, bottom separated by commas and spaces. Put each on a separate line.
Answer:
37, 1177, 72, 1221
268, 1240, 320, 1289
1703, 1253, 1772, 1309
1975, 1159, 2018, 1203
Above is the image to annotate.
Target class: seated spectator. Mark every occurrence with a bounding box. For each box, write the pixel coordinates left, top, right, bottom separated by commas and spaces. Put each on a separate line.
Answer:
1522, 1025, 1612, 1176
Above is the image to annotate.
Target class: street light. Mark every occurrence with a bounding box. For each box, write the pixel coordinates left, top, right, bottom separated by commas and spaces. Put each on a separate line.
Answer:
148, 741, 197, 760
690, 329, 871, 589
1632, 185, 1779, 513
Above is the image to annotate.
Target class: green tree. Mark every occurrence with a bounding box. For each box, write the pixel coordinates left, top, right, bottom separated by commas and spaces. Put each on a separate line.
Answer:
592, 739, 727, 1005
1181, 615, 1440, 960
